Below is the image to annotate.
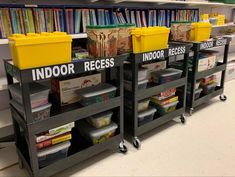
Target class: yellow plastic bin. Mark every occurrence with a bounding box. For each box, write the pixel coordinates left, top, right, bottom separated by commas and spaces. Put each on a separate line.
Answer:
190, 22, 212, 42
132, 26, 170, 54
8, 32, 72, 69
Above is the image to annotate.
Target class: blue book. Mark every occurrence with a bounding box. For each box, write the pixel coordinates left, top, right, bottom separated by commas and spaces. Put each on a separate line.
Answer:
74, 9, 81, 33
105, 10, 111, 25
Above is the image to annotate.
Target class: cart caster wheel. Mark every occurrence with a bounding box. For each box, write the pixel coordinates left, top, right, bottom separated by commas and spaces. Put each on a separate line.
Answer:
220, 95, 227, 102
18, 159, 23, 169
180, 115, 186, 124
133, 137, 141, 149
189, 108, 194, 116
119, 142, 128, 154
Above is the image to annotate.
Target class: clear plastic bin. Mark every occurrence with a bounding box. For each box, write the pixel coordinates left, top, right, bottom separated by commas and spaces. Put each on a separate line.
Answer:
151, 100, 179, 115
87, 111, 113, 128
37, 141, 71, 168
151, 68, 183, 84
187, 88, 203, 102
87, 25, 118, 58
125, 98, 150, 112
138, 107, 156, 126
124, 79, 148, 91
201, 75, 217, 85
76, 83, 117, 106
171, 21, 192, 42
9, 82, 50, 109
202, 82, 217, 95
11, 100, 52, 122
132, 27, 170, 53
124, 65, 148, 81
155, 88, 177, 100
117, 24, 135, 54
77, 121, 118, 145
8, 32, 72, 69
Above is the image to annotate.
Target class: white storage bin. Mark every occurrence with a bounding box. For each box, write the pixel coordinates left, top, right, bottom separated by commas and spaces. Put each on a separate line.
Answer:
9, 82, 49, 109
37, 141, 71, 168
87, 111, 113, 128
125, 98, 150, 112
124, 65, 148, 81
138, 107, 156, 126
124, 79, 148, 91
11, 100, 52, 122
76, 83, 117, 106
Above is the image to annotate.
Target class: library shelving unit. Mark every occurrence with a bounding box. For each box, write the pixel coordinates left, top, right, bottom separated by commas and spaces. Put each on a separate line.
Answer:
4, 54, 128, 177
187, 37, 231, 115
124, 43, 190, 148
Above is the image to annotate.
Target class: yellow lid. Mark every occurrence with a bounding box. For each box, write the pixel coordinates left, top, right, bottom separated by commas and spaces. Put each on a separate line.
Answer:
8, 32, 72, 46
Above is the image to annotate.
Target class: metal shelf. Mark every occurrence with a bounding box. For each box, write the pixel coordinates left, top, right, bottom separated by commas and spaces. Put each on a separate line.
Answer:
136, 108, 185, 136
16, 134, 121, 177
192, 88, 224, 108
11, 96, 122, 134
195, 63, 226, 80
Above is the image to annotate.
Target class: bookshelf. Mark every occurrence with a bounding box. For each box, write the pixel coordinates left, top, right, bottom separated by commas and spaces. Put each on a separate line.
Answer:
113, 0, 235, 7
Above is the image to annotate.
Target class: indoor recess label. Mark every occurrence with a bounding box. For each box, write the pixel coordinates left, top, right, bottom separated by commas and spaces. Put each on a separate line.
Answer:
168, 46, 186, 56
32, 64, 75, 81
84, 58, 115, 72
200, 41, 214, 50
216, 39, 227, 47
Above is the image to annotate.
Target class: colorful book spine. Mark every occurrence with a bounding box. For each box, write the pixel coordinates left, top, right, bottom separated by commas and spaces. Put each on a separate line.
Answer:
82, 9, 89, 32
141, 10, 147, 27
105, 10, 110, 25
130, 10, 136, 26
48, 122, 75, 135
125, 9, 130, 24
136, 11, 141, 27
74, 9, 81, 34
36, 133, 72, 150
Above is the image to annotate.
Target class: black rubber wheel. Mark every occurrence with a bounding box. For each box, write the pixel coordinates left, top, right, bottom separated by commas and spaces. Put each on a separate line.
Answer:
119, 144, 128, 154
133, 138, 141, 149
180, 115, 186, 124
220, 95, 227, 102
189, 108, 194, 116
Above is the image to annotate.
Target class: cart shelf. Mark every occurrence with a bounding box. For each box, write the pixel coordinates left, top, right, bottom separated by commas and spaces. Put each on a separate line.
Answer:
191, 87, 224, 108
125, 77, 187, 101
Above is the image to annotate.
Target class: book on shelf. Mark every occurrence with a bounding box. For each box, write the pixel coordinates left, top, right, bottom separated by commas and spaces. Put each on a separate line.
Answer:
74, 9, 82, 34
54, 8, 65, 32
36, 132, 72, 150
0, 8, 12, 38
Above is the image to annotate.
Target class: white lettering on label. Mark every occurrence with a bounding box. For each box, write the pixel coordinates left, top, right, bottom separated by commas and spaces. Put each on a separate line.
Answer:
142, 50, 165, 62
32, 64, 75, 81
84, 58, 115, 72
168, 46, 186, 56
216, 39, 227, 46
200, 41, 213, 50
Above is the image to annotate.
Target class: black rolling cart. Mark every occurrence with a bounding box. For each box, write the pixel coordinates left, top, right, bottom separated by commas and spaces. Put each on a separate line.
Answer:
124, 43, 190, 148
187, 38, 231, 115
4, 54, 128, 177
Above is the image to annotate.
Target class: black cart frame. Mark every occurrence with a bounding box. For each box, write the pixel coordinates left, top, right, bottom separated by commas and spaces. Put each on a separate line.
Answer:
124, 44, 190, 148
4, 54, 128, 177
187, 38, 231, 115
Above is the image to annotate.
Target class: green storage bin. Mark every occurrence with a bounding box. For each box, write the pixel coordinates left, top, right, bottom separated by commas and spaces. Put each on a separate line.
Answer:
209, 0, 235, 4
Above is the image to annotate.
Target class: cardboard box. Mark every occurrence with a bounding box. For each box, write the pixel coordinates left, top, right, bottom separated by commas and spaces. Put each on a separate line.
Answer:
142, 61, 166, 82
51, 73, 101, 106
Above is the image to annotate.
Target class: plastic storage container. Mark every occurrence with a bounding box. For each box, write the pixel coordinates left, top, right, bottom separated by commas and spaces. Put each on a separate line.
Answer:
77, 121, 118, 144
201, 75, 217, 85
151, 95, 178, 106
76, 83, 117, 106
87, 111, 113, 128
194, 88, 203, 100
151, 100, 179, 115
156, 88, 177, 100
151, 68, 183, 84
9, 82, 50, 109
37, 141, 71, 168
124, 79, 148, 91
132, 27, 170, 53
171, 21, 192, 42
124, 65, 148, 81
8, 32, 72, 69
201, 82, 217, 94
11, 100, 52, 121
125, 98, 150, 112
189, 22, 212, 42
138, 107, 156, 126
86, 25, 118, 58
117, 24, 135, 54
